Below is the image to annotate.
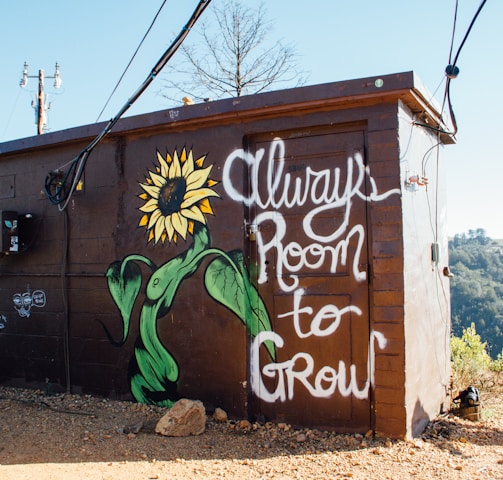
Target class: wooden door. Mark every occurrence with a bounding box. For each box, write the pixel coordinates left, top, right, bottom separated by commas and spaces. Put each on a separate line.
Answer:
246, 125, 372, 431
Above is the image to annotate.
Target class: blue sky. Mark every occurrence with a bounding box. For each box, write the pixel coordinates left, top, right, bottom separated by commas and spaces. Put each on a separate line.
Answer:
0, 1, 500, 237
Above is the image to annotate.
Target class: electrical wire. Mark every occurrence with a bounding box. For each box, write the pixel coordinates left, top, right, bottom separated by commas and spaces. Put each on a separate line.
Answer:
44, 0, 212, 211
95, 0, 168, 123
424, 145, 441, 240
438, 0, 458, 118
421, 140, 442, 178
1, 88, 22, 142
413, 0, 488, 138
447, 0, 458, 66
443, 0, 488, 136
452, 0, 487, 70
61, 208, 71, 393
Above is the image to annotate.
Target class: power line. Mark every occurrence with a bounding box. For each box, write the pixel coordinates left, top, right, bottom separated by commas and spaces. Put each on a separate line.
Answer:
450, 0, 487, 71
1, 88, 22, 142
414, 0, 488, 138
95, 0, 168, 123
443, 0, 488, 136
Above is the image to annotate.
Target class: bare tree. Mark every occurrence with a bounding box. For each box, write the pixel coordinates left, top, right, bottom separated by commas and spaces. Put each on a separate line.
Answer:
161, 0, 306, 103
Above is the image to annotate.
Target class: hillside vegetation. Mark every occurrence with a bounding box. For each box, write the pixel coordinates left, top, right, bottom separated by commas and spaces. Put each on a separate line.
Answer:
449, 228, 503, 359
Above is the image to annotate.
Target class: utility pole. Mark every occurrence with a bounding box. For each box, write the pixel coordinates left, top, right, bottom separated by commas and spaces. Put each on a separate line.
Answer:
20, 62, 62, 135
36, 68, 45, 135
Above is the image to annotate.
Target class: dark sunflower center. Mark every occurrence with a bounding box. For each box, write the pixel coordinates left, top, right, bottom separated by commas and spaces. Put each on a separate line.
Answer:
158, 177, 186, 216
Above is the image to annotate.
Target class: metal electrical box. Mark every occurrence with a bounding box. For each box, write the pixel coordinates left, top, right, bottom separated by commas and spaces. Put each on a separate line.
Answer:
0, 210, 19, 253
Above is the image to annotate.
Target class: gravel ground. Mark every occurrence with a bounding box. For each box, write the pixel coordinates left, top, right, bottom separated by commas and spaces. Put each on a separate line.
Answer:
0, 386, 502, 480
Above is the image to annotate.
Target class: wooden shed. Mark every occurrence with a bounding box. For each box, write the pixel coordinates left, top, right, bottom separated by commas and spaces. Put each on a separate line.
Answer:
0, 71, 452, 438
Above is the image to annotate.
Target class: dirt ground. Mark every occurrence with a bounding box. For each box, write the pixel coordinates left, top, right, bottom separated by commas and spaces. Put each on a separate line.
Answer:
0, 386, 502, 480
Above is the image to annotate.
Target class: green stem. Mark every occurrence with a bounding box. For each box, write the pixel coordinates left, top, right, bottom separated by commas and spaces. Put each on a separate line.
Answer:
133, 301, 179, 405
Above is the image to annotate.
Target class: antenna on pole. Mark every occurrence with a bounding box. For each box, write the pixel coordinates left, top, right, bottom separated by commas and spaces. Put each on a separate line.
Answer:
20, 62, 62, 134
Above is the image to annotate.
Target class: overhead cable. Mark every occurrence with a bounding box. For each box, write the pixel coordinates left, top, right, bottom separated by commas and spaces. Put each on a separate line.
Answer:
443, 0, 488, 136
96, 0, 168, 123
413, 0, 488, 138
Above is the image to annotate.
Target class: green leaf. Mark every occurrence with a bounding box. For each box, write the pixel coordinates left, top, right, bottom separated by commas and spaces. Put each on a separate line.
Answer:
204, 250, 275, 360
106, 259, 143, 344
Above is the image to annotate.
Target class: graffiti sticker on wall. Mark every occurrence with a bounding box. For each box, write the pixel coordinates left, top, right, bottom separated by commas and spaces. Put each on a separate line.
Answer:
105, 147, 275, 407
13, 289, 46, 317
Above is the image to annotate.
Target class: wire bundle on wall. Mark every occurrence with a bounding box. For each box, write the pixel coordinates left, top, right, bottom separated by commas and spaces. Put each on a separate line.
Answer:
44, 0, 212, 211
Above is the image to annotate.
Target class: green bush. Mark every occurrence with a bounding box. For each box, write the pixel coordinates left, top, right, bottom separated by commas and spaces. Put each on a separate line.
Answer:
451, 323, 492, 388
490, 351, 503, 373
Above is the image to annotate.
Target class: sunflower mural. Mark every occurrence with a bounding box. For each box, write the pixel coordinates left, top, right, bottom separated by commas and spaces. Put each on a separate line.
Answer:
105, 147, 275, 407
138, 148, 219, 245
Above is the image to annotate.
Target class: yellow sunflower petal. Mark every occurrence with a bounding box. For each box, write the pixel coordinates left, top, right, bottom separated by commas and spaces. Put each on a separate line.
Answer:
171, 212, 188, 240
181, 150, 195, 178
140, 199, 160, 213
188, 221, 194, 235
185, 165, 212, 191
139, 214, 149, 227
157, 151, 170, 177
148, 229, 155, 242
195, 155, 206, 168
199, 198, 214, 214
181, 205, 206, 224
147, 209, 162, 230
169, 151, 182, 179
149, 171, 167, 187
139, 193, 148, 200
207, 179, 218, 187
180, 147, 187, 163
181, 188, 220, 209
154, 214, 166, 243
161, 231, 167, 244
165, 216, 174, 242
139, 182, 160, 198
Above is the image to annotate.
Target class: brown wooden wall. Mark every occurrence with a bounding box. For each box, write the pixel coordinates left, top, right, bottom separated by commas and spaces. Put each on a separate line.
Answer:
0, 72, 451, 437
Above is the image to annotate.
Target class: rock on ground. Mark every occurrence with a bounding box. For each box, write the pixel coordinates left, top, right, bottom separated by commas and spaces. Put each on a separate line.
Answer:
155, 398, 206, 437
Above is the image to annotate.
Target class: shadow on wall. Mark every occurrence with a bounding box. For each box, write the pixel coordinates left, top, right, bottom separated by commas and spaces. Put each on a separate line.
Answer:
411, 399, 431, 438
